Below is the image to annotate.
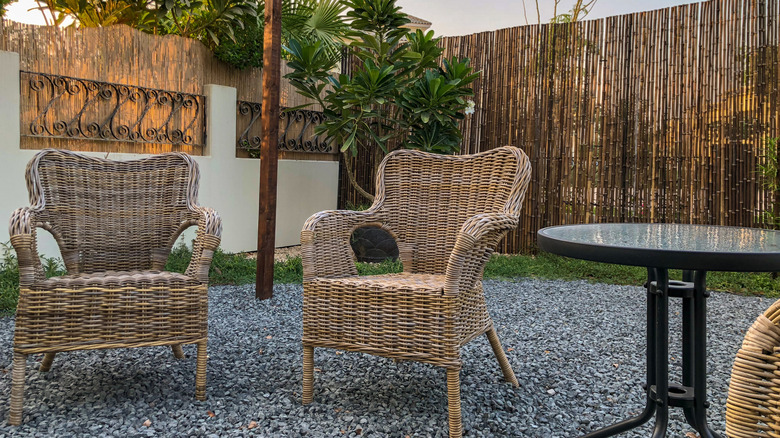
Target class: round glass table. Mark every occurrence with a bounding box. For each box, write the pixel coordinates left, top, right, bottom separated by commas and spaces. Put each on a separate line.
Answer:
537, 223, 780, 438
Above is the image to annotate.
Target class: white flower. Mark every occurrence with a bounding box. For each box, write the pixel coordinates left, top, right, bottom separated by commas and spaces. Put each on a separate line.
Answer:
464, 99, 476, 115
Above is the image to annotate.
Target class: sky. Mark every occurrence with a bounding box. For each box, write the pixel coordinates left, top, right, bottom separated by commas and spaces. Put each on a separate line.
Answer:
6, 0, 56, 25
396, 0, 700, 36
6, 0, 701, 33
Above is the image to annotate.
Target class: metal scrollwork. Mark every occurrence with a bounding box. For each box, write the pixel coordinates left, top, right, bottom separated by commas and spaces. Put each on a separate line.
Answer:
236, 100, 333, 154
22, 71, 204, 147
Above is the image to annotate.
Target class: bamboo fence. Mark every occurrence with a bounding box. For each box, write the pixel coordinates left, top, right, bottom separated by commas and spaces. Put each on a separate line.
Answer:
339, 0, 780, 254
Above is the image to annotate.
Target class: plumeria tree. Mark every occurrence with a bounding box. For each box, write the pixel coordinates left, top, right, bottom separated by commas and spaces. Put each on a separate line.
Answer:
284, 0, 479, 201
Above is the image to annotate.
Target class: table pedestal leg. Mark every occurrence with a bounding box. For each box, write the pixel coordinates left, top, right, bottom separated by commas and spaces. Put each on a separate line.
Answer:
681, 270, 698, 430
583, 268, 721, 438
651, 268, 669, 438
583, 268, 660, 437
684, 270, 720, 438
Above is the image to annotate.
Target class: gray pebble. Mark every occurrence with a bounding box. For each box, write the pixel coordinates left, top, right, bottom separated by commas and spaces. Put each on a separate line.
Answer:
0, 279, 769, 436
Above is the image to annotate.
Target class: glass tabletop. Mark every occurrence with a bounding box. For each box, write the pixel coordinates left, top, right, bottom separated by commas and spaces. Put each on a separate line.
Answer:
537, 223, 780, 272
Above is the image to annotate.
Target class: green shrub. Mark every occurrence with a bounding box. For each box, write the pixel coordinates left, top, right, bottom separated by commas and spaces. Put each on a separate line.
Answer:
0, 242, 65, 315
0, 243, 20, 315
213, 20, 265, 70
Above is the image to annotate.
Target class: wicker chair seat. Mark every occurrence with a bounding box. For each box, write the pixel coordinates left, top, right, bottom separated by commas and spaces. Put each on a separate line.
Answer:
32, 270, 200, 289
314, 273, 445, 292
304, 273, 471, 366
15, 270, 207, 353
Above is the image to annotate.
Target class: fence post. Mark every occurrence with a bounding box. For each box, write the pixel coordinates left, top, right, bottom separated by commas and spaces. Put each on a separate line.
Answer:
0, 51, 20, 145
200, 84, 261, 255
204, 84, 238, 159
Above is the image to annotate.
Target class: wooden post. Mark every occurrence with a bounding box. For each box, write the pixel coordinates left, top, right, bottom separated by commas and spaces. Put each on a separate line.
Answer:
256, 0, 282, 299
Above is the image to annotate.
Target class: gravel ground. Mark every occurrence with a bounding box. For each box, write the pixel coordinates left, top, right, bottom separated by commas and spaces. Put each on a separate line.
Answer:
0, 278, 773, 437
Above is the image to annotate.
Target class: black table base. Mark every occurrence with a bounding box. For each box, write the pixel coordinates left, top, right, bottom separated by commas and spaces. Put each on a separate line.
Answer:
584, 268, 721, 438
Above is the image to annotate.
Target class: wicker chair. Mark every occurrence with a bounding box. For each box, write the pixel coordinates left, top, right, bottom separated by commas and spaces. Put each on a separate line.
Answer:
7, 149, 221, 426
725, 299, 780, 437
301, 146, 532, 437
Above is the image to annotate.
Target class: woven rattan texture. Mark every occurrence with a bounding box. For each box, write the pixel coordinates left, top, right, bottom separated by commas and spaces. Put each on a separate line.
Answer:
300, 146, 531, 438
726, 300, 780, 437
7, 149, 222, 425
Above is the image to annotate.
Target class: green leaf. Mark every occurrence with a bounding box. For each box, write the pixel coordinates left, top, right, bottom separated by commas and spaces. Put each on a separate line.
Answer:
341, 128, 357, 153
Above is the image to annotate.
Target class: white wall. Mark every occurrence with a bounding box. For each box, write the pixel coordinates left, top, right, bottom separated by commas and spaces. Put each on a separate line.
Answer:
0, 51, 339, 259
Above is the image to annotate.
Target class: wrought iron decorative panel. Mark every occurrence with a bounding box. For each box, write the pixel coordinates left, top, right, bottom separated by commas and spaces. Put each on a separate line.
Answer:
237, 100, 333, 154
21, 71, 205, 147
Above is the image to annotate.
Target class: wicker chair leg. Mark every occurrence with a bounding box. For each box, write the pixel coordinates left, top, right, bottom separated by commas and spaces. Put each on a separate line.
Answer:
40, 353, 56, 372
9, 353, 26, 426
303, 346, 314, 404
195, 341, 207, 401
171, 345, 185, 359
447, 368, 463, 438
486, 327, 519, 386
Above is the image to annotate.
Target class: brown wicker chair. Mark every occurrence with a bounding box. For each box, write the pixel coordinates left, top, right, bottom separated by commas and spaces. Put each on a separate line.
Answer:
726, 299, 780, 437
300, 146, 532, 438
7, 149, 221, 426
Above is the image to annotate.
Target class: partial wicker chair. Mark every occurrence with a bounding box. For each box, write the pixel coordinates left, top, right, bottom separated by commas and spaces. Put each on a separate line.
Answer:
7, 149, 221, 426
301, 146, 532, 437
725, 299, 780, 437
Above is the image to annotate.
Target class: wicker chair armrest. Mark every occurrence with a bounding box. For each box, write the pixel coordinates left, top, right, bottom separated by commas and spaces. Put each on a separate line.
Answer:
444, 213, 519, 296
185, 207, 222, 284
8, 207, 46, 288
301, 209, 384, 281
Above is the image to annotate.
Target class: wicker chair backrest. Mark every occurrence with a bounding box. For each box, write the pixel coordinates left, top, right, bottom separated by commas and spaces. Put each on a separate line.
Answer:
375, 146, 530, 274
25, 149, 200, 274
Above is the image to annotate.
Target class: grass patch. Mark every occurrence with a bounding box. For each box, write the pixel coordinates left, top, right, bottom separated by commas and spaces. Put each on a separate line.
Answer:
484, 252, 647, 284
2, 244, 780, 314
165, 246, 401, 284
274, 257, 304, 283
485, 252, 780, 298
166, 245, 260, 285
357, 258, 403, 276
166, 245, 309, 284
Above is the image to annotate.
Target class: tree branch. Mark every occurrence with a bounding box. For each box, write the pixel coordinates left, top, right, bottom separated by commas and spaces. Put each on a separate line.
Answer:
342, 151, 374, 203
534, 0, 540, 24
521, 0, 529, 25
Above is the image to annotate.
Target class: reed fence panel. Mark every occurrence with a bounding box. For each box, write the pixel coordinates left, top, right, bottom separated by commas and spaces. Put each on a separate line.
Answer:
339, 0, 780, 254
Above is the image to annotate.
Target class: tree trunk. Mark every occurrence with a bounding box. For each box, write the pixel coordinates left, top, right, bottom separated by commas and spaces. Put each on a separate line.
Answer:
343, 152, 374, 203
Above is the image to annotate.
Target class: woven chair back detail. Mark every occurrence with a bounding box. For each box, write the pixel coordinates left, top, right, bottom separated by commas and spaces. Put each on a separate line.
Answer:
25, 149, 201, 274
373, 146, 530, 274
